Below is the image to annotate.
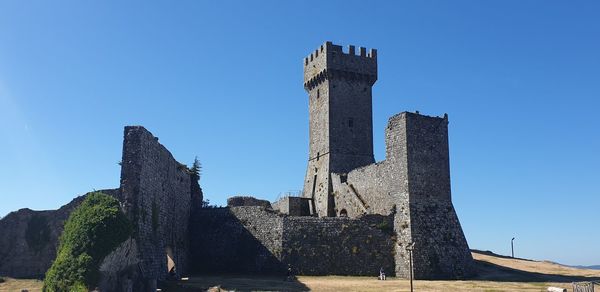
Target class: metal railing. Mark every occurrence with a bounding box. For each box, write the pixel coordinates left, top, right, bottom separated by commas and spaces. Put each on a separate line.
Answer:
573, 281, 597, 292
275, 190, 302, 201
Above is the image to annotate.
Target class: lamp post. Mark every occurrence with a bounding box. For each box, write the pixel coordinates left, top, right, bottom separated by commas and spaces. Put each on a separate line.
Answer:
406, 242, 415, 292
511, 237, 515, 258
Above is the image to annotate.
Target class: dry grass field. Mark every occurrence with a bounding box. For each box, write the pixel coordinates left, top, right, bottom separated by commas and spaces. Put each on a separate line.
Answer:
0, 277, 42, 292
2, 250, 599, 291
169, 250, 600, 292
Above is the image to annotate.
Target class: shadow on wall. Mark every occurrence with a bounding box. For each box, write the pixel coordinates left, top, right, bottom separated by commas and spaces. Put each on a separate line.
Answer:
189, 207, 285, 275
189, 206, 396, 279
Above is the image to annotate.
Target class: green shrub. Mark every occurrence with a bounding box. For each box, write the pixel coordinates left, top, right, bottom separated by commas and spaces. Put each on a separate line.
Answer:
376, 220, 394, 235
0, 276, 5, 283
43, 192, 132, 292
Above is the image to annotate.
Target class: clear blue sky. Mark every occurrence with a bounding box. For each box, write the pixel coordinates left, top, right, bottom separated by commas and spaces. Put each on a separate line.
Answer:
0, 1, 598, 266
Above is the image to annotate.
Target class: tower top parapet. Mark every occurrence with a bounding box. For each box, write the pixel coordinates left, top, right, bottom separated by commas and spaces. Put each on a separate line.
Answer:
303, 41, 377, 90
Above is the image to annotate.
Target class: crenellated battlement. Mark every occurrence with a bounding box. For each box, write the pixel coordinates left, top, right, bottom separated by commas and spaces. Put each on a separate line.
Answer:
303, 41, 377, 90
303, 41, 377, 66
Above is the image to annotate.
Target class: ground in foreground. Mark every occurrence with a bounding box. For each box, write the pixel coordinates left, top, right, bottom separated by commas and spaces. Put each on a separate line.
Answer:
168, 250, 600, 291
0, 277, 42, 292
2, 250, 599, 291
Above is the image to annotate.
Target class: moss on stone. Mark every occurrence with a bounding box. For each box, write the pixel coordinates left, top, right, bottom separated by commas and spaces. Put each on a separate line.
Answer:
376, 220, 394, 235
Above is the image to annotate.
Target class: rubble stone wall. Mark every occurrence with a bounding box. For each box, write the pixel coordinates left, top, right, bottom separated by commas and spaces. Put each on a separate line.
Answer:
0, 189, 119, 278
281, 215, 395, 276
190, 206, 394, 276
114, 126, 199, 288
189, 207, 284, 274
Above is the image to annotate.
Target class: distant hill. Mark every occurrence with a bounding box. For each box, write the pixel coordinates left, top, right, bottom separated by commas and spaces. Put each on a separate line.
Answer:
572, 265, 600, 270
471, 249, 600, 272
471, 249, 600, 283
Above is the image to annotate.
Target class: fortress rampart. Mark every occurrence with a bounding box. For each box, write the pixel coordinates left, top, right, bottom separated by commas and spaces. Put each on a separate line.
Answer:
190, 205, 395, 276
0, 41, 474, 285
99, 126, 201, 290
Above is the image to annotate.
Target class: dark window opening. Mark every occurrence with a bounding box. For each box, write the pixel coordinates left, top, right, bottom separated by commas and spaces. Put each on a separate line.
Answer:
316, 152, 320, 161
311, 175, 318, 198
340, 174, 348, 183
348, 118, 354, 128
317, 89, 320, 99
340, 209, 348, 217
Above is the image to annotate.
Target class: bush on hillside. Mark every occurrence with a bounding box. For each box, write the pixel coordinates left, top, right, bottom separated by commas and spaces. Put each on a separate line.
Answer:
43, 192, 132, 291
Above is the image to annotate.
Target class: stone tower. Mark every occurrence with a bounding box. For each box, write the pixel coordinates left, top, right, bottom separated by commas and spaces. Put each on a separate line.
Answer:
302, 41, 378, 217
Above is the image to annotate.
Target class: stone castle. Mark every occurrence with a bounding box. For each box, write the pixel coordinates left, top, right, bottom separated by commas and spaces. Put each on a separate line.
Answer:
0, 41, 474, 290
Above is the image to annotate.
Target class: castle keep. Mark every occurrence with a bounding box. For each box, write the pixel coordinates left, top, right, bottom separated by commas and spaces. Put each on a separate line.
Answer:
0, 41, 474, 288
194, 41, 474, 279
300, 41, 473, 277
303, 42, 377, 217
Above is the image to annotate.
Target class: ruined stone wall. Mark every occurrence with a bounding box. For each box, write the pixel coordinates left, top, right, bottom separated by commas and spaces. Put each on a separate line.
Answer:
272, 196, 312, 216
0, 204, 78, 278
190, 205, 395, 276
0, 189, 119, 278
281, 215, 395, 276
0, 125, 200, 287
227, 196, 272, 208
189, 207, 285, 274
104, 125, 199, 290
